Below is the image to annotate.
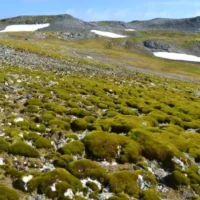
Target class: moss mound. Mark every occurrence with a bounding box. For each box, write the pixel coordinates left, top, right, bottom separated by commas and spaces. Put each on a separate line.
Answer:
108, 170, 156, 197
84, 131, 141, 163
0, 186, 20, 200
59, 140, 85, 155
0, 138, 10, 152
9, 141, 40, 157
71, 118, 88, 131
68, 159, 107, 182
29, 168, 82, 198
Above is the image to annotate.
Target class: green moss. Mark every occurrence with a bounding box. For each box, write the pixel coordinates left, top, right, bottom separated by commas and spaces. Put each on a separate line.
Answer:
141, 189, 160, 200
59, 140, 85, 155
5, 168, 24, 179
43, 103, 67, 114
34, 137, 52, 149
129, 129, 181, 165
26, 98, 42, 106
71, 118, 88, 131
23, 105, 40, 113
0, 138, 10, 152
40, 112, 55, 123
108, 193, 130, 200
148, 110, 168, 123
54, 155, 73, 168
9, 141, 40, 157
24, 132, 40, 141
49, 119, 70, 130
37, 168, 82, 198
68, 108, 91, 117
83, 131, 141, 163
108, 170, 156, 197
68, 159, 107, 182
166, 170, 190, 188
30, 123, 46, 133
189, 148, 200, 162
0, 186, 20, 200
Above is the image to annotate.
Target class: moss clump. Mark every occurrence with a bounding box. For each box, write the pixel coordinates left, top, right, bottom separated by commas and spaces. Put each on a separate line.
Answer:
34, 137, 52, 149
59, 140, 85, 156
108, 193, 130, 200
141, 189, 160, 200
68, 108, 91, 117
0, 138, 10, 152
9, 141, 40, 158
84, 131, 141, 163
0, 186, 20, 200
26, 98, 42, 106
43, 103, 67, 114
40, 112, 55, 124
36, 168, 82, 198
165, 170, 190, 188
108, 170, 156, 197
49, 119, 70, 130
68, 159, 107, 182
23, 105, 40, 113
54, 155, 73, 168
5, 168, 25, 179
71, 118, 88, 131
129, 129, 181, 165
30, 123, 46, 133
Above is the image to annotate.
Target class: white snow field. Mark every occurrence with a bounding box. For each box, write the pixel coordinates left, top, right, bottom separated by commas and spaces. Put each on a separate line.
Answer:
91, 30, 127, 38
0, 23, 50, 32
154, 52, 200, 62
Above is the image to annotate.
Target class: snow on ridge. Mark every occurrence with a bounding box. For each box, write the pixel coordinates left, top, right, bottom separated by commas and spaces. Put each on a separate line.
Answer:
154, 52, 200, 62
124, 29, 135, 31
0, 23, 50, 32
91, 30, 127, 38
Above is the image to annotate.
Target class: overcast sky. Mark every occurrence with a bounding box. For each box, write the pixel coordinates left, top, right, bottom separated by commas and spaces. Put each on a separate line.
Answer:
1, 0, 200, 21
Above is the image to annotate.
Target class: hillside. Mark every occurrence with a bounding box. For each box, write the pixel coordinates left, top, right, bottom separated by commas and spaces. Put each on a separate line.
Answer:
1, 14, 200, 32
129, 16, 200, 32
0, 15, 200, 200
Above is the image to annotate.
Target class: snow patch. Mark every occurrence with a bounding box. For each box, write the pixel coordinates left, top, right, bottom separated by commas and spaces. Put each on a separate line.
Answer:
50, 183, 56, 192
154, 52, 200, 62
100, 160, 118, 167
0, 24, 50, 32
81, 178, 102, 190
14, 117, 24, 123
91, 30, 127, 38
22, 175, 33, 183
0, 158, 5, 165
124, 29, 135, 31
22, 175, 33, 191
64, 189, 74, 199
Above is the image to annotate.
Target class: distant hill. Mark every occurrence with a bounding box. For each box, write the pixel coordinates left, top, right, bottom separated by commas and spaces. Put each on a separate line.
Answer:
0, 14, 200, 32
0, 14, 98, 32
128, 16, 200, 32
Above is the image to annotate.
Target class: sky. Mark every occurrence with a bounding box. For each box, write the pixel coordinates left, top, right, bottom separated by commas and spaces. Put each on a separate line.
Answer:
1, 0, 200, 22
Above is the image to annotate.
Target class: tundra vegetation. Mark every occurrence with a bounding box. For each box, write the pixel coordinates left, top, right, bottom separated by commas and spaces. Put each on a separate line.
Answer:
0, 29, 200, 200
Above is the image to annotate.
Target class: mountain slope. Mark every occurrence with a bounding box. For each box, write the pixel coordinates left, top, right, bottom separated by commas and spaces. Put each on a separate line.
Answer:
1, 14, 200, 32
0, 14, 98, 32
129, 16, 200, 32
